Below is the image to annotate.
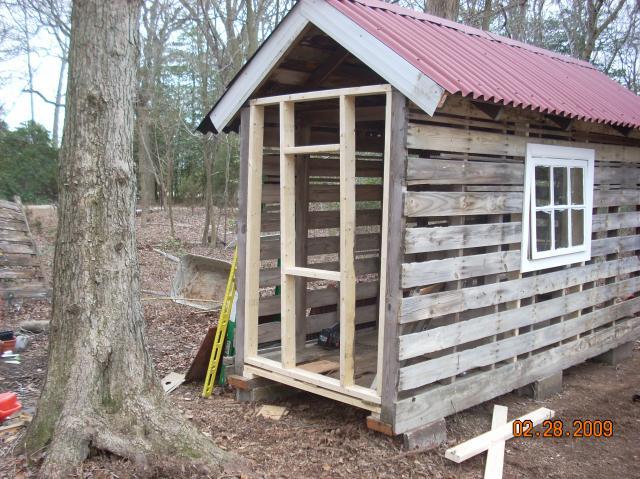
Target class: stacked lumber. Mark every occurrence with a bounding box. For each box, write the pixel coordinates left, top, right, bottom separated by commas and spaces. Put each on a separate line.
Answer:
0, 198, 50, 301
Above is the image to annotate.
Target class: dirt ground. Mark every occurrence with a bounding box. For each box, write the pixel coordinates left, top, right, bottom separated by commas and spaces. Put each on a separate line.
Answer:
1, 206, 639, 478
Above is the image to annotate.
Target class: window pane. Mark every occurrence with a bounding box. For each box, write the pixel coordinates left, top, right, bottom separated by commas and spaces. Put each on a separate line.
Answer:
536, 210, 552, 252
571, 168, 584, 205
553, 167, 568, 205
571, 208, 584, 246
555, 209, 569, 248
535, 166, 550, 206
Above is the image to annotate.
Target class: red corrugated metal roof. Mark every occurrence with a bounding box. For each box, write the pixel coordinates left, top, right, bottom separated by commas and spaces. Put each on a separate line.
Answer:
327, 0, 640, 128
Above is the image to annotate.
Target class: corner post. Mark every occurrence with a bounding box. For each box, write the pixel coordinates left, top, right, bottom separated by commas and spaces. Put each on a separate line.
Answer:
379, 89, 408, 428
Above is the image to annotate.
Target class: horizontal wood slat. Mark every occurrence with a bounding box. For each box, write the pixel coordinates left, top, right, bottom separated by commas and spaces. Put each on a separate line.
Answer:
404, 212, 640, 254
407, 124, 640, 163
404, 189, 639, 218
399, 276, 640, 361
260, 233, 380, 260
406, 157, 638, 186
258, 304, 378, 344
262, 183, 382, 203
263, 155, 383, 178
394, 318, 640, 433
402, 250, 520, 288
259, 280, 379, 316
404, 191, 523, 217
400, 256, 640, 323
401, 234, 639, 289
405, 222, 521, 254
261, 208, 381, 232
260, 257, 379, 288
399, 296, 640, 390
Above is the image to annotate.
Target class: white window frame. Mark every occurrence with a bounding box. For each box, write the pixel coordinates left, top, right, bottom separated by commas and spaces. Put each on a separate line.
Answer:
521, 143, 595, 273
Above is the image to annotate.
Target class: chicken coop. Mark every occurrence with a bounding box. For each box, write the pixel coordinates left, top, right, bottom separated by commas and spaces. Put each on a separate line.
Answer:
197, 0, 640, 436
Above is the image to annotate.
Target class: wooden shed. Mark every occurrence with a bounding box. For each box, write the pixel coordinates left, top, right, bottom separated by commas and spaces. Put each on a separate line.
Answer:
198, 0, 640, 437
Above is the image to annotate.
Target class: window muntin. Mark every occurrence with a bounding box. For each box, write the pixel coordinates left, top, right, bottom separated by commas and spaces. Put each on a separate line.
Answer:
531, 159, 588, 259
521, 144, 595, 272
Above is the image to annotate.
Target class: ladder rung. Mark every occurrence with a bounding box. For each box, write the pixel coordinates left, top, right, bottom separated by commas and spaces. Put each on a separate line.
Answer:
283, 266, 341, 282
283, 144, 340, 155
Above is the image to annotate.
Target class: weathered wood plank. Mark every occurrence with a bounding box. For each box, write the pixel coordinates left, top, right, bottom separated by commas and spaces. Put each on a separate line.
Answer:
406, 157, 523, 185
407, 124, 640, 163
404, 191, 522, 217
261, 208, 382, 232
260, 256, 379, 288
402, 234, 639, 288
400, 256, 640, 323
403, 213, 639, 254
593, 189, 639, 208
0, 242, 36, 255
399, 276, 640, 360
394, 318, 640, 433
257, 304, 378, 344
259, 280, 379, 316
405, 157, 637, 186
260, 233, 380, 260
263, 155, 383, 178
380, 89, 407, 423
0, 254, 41, 267
402, 250, 520, 288
405, 222, 521, 254
262, 183, 382, 203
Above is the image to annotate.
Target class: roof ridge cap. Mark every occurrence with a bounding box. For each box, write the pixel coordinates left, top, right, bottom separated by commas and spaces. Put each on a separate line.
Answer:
344, 0, 595, 69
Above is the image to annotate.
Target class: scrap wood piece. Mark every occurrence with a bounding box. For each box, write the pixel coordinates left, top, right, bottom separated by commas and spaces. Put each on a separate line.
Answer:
0, 420, 26, 434
152, 248, 179, 263
298, 359, 339, 375
445, 407, 555, 464
184, 326, 216, 383
484, 405, 508, 479
257, 404, 288, 421
161, 372, 185, 393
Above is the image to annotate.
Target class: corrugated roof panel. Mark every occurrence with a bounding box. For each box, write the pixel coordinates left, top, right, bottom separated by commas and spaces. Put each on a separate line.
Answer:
327, 0, 640, 128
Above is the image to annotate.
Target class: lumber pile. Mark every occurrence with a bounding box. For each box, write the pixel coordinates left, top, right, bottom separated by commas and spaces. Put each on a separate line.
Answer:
0, 197, 50, 302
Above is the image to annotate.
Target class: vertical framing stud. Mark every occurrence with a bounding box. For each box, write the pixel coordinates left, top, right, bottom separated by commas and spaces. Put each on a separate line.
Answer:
244, 104, 265, 360
375, 91, 393, 395
280, 101, 297, 368
339, 95, 356, 387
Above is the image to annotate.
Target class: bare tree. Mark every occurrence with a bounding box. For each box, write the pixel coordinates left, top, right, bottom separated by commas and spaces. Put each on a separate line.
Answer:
23, 0, 241, 475
557, 0, 629, 60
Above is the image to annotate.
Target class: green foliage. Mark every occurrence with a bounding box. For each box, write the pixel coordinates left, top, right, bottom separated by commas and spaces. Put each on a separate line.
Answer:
0, 121, 58, 203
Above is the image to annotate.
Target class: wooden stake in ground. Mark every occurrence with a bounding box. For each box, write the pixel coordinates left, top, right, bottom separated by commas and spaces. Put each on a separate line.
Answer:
22, 1, 242, 476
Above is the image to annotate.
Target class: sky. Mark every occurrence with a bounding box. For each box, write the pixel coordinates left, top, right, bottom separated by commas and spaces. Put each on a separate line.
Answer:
0, 6, 66, 137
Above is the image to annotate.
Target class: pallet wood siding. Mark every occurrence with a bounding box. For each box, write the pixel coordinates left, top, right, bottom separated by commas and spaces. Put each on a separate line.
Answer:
393, 97, 640, 433
253, 107, 385, 349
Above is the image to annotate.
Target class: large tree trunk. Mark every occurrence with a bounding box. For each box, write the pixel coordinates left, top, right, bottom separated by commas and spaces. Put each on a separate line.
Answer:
23, 1, 240, 476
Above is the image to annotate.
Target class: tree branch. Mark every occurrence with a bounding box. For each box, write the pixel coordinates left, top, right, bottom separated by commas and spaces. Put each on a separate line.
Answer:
23, 88, 65, 107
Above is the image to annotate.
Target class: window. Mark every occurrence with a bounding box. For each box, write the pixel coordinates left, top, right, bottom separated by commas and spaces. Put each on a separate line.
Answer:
521, 144, 595, 272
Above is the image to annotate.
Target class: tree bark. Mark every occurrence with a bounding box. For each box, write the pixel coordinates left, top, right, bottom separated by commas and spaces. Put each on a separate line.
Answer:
23, 1, 241, 476
426, 0, 460, 20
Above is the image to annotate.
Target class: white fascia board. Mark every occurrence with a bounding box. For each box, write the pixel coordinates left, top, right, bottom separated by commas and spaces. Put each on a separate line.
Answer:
209, 6, 310, 132
299, 0, 444, 116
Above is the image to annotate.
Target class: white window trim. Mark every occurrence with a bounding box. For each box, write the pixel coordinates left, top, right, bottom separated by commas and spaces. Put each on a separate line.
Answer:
521, 143, 595, 273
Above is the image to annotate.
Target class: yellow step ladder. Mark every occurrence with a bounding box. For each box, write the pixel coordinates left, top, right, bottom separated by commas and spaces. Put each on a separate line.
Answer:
202, 247, 238, 398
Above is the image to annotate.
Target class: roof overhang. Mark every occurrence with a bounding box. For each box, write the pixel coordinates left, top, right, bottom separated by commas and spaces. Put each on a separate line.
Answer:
201, 0, 444, 134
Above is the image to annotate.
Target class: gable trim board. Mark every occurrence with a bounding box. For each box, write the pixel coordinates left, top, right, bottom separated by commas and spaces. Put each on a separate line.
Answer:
206, 0, 444, 133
